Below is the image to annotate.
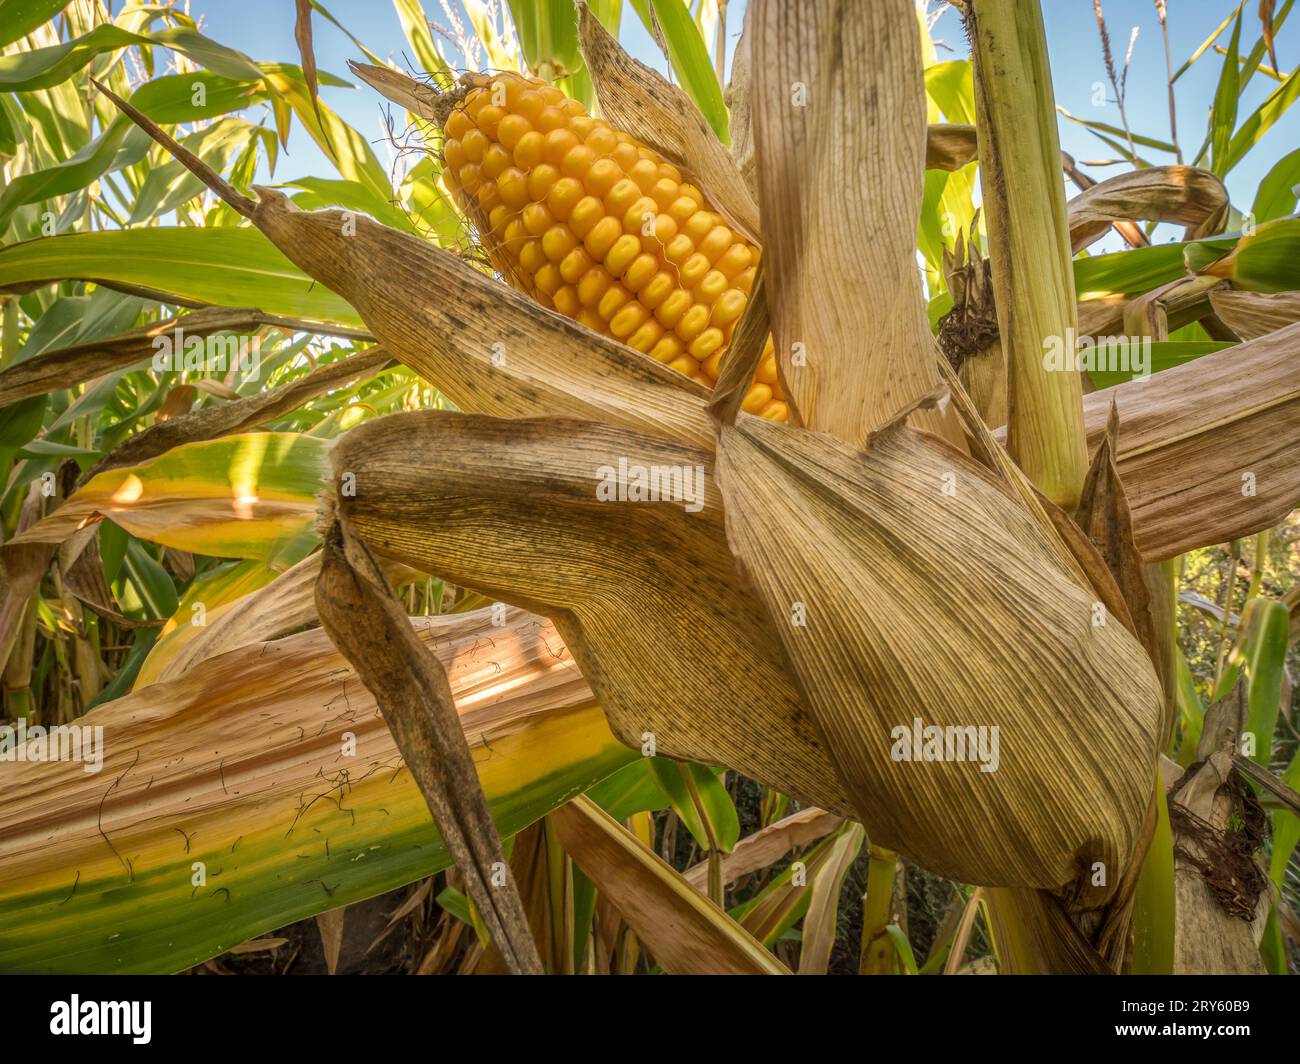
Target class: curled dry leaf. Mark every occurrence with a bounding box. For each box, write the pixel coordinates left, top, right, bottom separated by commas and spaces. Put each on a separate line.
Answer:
1067, 166, 1229, 253
926, 123, 979, 171
550, 796, 789, 975
315, 516, 544, 974
326, 409, 853, 815
576, 2, 759, 242
681, 806, 843, 892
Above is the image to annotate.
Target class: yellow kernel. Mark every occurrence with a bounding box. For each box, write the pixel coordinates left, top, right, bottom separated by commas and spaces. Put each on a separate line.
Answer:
543, 128, 580, 166
640, 272, 675, 308
655, 290, 692, 328
742, 383, 772, 413
442, 138, 466, 173
757, 352, 779, 385
648, 334, 684, 363
702, 350, 724, 380
583, 215, 623, 259
658, 162, 682, 182
759, 400, 788, 421
501, 219, 525, 250
623, 253, 659, 292
525, 162, 558, 201
694, 270, 728, 304
522, 201, 554, 236
679, 253, 712, 288
490, 76, 524, 106
682, 211, 717, 243
650, 177, 679, 211
584, 158, 622, 197
559, 247, 594, 284
513, 130, 546, 169
668, 353, 701, 377
680, 183, 704, 206
629, 158, 660, 191
711, 289, 748, 326
534, 263, 562, 296
481, 144, 511, 181
688, 327, 725, 359
497, 113, 532, 151
577, 308, 604, 332
577, 268, 611, 308
667, 196, 699, 223
515, 90, 545, 122
475, 104, 505, 138
676, 304, 710, 341
664, 234, 695, 264
736, 266, 757, 294
586, 126, 619, 155
563, 97, 585, 116
546, 177, 584, 219
553, 285, 580, 317
535, 106, 568, 133
487, 203, 510, 235
604, 178, 642, 215
475, 181, 501, 213
610, 301, 649, 339
605, 233, 642, 277
561, 144, 597, 181
627, 319, 665, 353
538, 85, 566, 106
542, 225, 578, 262
569, 115, 594, 139
568, 196, 605, 239
598, 283, 632, 320
519, 239, 547, 274
445, 109, 472, 139
611, 142, 640, 170
622, 196, 658, 234
715, 243, 752, 279
461, 128, 488, 164
457, 163, 482, 195
699, 226, 734, 263
496, 167, 529, 209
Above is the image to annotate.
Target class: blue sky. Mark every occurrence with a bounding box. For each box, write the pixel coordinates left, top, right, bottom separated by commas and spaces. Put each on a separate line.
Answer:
188, 1, 1297, 222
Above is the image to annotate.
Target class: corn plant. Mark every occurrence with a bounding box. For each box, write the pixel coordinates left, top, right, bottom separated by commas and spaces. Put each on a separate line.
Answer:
0, 0, 1297, 976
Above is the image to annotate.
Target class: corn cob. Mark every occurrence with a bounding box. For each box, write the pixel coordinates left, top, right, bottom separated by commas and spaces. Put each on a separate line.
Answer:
439, 71, 787, 422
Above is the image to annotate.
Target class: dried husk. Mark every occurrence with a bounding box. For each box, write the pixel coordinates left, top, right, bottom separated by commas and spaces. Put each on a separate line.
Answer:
249, 188, 716, 450
713, 412, 1163, 898
324, 409, 853, 816
747, 0, 941, 444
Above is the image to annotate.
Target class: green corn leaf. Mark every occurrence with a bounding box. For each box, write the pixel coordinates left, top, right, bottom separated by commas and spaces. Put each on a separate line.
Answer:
1251, 145, 1300, 222
1208, 11, 1242, 174
0, 227, 362, 328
